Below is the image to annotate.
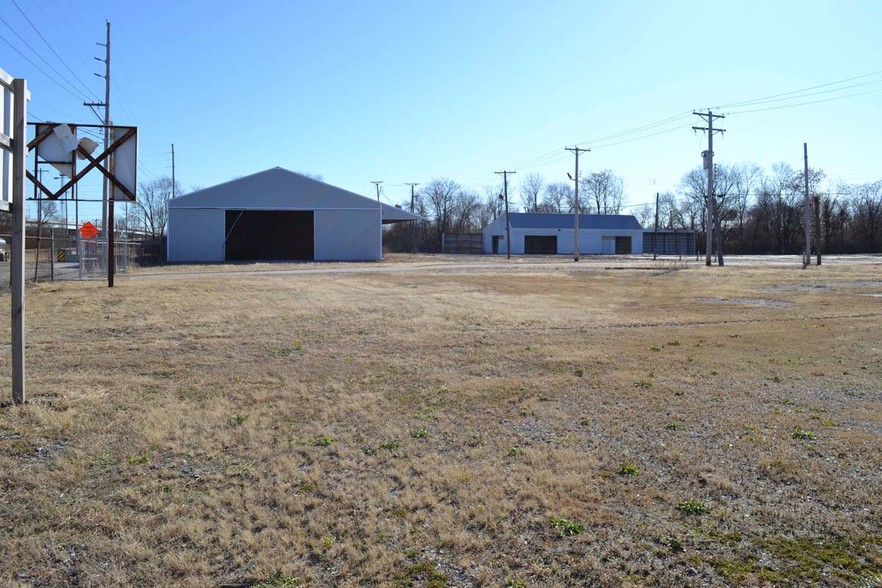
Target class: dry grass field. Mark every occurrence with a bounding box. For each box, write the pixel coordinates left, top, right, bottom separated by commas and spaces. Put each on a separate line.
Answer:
0, 258, 880, 587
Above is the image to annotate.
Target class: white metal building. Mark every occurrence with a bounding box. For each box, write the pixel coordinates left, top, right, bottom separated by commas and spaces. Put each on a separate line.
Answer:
483, 213, 644, 255
167, 167, 419, 263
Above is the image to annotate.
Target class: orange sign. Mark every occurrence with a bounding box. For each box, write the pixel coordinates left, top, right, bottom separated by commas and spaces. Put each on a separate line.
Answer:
79, 222, 99, 240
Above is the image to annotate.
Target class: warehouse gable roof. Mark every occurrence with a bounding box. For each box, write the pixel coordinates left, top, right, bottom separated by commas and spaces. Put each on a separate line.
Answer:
503, 213, 643, 230
168, 167, 421, 222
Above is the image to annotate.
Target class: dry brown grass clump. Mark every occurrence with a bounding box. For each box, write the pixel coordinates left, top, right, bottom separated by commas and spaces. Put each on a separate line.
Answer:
0, 259, 880, 586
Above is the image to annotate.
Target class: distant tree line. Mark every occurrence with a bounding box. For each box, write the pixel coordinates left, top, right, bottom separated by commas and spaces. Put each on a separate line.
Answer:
384, 164, 882, 255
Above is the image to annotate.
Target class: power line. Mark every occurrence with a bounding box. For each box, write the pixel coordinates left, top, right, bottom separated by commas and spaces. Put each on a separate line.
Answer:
714, 69, 882, 110
720, 78, 882, 111
726, 88, 882, 116
0, 30, 87, 101
0, 16, 89, 102
10, 0, 101, 101
574, 111, 695, 146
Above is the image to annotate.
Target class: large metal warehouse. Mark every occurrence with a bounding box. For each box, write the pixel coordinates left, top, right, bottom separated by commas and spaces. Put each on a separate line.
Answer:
167, 167, 419, 262
483, 213, 644, 255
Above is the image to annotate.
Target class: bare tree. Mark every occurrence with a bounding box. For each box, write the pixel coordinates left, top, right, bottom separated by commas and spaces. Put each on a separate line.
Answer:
658, 192, 684, 229
850, 180, 882, 252
423, 178, 460, 243
135, 177, 181, 240
540, 182, 572, 213
634, 203, 654, 228
480, 184, 504, 224
581, 170, 624, 214
519, 172, 544, 213
451, 189, 482, 234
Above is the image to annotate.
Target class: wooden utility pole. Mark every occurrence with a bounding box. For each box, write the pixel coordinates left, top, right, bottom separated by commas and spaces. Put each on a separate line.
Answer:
495, 171, 515, 259
565, 146, 589, 261
802, 143, 811, 269
653, 192, 659, 260
406, 182, 419, 254
371, 180, 383, 202
693, 111, 725, 266
97, 21, 115, 287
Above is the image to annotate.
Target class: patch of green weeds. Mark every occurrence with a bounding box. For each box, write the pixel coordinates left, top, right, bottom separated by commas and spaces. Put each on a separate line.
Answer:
668, 340, 681, 346
676, 499, 710, 515
229, 414, 247, 427
648, 370, 659, 378
312, 436, 335, 447
253, 574, 301, 588
768, 374, 783, 383
93, 452, 116, 467
550, 517, 583, 536
320, 536, 335, 548
792, 426, 817, 441
415, 406, 439, 421
505, 579, 527, 588
293, 482, 315, 494
396, 561, 449, 588
507, 446, 523, 457
410, 428, 430, 439
821, 419, 836, 427
634, 379, 653, 389
617, 463, 639, 476
519, 406, 533, 416
465, 433, 483, 447
380, 439, 400, 451
126, 454, 148, 465
668, 538, 685, 553
764, 536, 877, 583
650, 344, 664, 351
665, 422, 685, 431
712, 557, 784, 585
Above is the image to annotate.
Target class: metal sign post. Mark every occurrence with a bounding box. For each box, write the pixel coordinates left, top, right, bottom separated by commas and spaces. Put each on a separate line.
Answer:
2, 67, 28, 404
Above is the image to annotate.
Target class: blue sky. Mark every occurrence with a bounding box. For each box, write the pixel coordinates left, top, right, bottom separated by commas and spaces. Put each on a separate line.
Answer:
3, 0, 881, 222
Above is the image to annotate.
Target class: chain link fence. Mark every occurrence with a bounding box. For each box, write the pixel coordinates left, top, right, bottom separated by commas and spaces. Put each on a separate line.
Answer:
0, 221, 157, 289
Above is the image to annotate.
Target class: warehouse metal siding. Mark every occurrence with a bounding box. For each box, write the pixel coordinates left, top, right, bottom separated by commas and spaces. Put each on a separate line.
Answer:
314, 209, 381, 261
167, 208, 224, 262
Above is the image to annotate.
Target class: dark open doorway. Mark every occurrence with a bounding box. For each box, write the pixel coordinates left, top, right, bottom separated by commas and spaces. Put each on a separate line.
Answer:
225, 210, 314, 261
524, 235, 557, 255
